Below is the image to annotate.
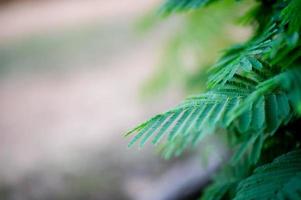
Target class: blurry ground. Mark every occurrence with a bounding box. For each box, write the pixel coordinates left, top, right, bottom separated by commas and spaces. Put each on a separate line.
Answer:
0, 1, 195, 200
0, 1, 229, 200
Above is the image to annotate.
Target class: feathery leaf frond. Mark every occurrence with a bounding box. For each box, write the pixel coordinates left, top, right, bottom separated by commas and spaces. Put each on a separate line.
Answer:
234, 150, 301, 200
127, 65, 299, 158
159, 0, 217, 14
127, 0, 301, 198
207, 24, 277, 88
281, 0, 301, 34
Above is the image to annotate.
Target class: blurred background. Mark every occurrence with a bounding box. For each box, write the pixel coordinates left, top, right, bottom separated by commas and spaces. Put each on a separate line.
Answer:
0, 0, 251, 199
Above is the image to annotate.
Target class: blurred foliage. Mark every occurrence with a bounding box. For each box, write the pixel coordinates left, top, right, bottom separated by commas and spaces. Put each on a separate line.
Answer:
137, 0, 252, 97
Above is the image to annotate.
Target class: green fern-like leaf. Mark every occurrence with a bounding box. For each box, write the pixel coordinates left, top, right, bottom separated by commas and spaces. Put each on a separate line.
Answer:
127, 65, 297, 158
234, 150, 301, 200
277, 67, 301, 114
127, 65, 301, 159
159, 0, 217, 14
201, 182, 235, 200
231, 67, 301, 120
207, 24, 277, 88
230, 132, 265, 165
127, 0, 301, 199
127, 93, 236, 149
281, 0, 301, 34
201, 159, 252, 200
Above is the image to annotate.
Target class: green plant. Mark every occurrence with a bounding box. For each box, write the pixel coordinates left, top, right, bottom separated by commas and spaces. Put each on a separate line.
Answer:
127, 0, 301, 199
138, 0, 250, 96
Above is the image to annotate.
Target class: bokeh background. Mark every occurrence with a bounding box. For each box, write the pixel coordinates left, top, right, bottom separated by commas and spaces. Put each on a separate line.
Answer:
0, 0, 251, 199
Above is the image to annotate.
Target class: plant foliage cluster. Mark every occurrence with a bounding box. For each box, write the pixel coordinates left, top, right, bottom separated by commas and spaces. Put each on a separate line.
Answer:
139, 0, 247, 96
127, 0, 301, 199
